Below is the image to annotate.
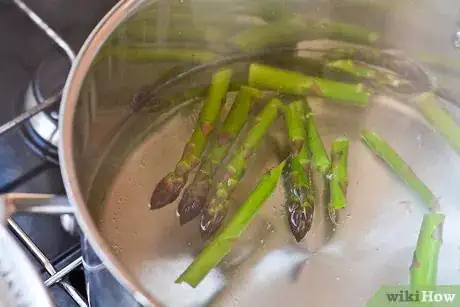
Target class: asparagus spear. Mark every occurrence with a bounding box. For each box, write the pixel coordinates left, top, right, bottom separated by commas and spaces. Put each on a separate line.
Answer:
361, 130, 438, 209
304, 103, 331, 175
99, 45, 218, 63
282, 101, 315, 242
410, 212, 445, 287
176, 160, 286, 287
231, 17, 379, 51
304, 18, 380, 45
248, 63, 372, 106
323, 46, 430, 91
231, 19, 306, 51
328, 138, 350, 223
178, 86, 262, 225
326, 59, 404, 88
414, 92, 460, 155
149, 68, 233, 209
200, 98, 281, 238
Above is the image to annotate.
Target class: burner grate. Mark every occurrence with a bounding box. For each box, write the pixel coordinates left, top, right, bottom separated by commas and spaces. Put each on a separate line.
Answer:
0, 1, 89, 306
8, 219, 87, 307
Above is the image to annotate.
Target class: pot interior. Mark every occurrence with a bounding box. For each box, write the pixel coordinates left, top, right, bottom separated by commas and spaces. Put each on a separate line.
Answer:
70, 0, 460, 306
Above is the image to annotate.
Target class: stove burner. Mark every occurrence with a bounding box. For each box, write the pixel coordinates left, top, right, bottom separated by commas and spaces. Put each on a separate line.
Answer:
20, 49, 70, 165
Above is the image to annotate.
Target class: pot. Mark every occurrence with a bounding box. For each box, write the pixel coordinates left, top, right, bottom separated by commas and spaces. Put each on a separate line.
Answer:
9, 0, 460, 306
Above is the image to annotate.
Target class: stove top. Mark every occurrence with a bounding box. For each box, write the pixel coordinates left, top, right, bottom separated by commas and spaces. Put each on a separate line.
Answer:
0, 1, 117, 306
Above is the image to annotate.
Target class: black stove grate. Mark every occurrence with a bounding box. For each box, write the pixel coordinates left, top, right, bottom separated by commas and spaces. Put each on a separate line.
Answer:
0, 0, 115, 306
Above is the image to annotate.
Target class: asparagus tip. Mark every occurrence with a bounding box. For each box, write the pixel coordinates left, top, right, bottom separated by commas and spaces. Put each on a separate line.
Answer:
149, 173, 185, 210
287, 201, 314, 242
178, 182, 211, 225
200, 206, 228, 240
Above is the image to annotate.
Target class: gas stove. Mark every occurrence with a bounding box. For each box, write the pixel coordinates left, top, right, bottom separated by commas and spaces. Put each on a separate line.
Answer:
0, 1, 117, 306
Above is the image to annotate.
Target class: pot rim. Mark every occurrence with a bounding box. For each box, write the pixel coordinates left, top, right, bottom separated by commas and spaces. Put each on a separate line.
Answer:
59, 0, 158, 305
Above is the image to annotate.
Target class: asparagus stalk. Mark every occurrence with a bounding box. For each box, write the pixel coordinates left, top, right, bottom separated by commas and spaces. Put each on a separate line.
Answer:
361, 130, 438, 209
200, 98, 281, 238
328, 138, 350, 223
178, 86, 262, 225
326, 59, 404, 88
304, 18, 380, 45
176, 160, 286, 287
304, 103, 331, 175
248, 63, 372, 106
231, 17, 379, 51
231, 19, 306, 51
150, 68, 233, 209
414, 92, 460, 155
283, 101, 316, 242
99, 45, 218, 63
410, 213, 445, 287
323, 46, 430, 91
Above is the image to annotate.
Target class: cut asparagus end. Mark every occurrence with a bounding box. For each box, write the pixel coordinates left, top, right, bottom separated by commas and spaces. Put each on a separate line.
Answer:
178, 181, 211, 225
150, 173, 186, 210
248, 63, 372, 106
361, 130, 438, 210
410, 212, 445, 287
328, 137, 350, 223
414, 92, 460, 155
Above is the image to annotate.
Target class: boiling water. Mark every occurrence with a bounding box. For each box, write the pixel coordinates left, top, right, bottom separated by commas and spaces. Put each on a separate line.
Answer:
90, 56, 460, 306
79, 3, 460, 306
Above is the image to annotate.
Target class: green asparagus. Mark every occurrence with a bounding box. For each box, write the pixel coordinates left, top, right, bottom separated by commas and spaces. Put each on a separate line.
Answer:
150, 68, 233, 209
323, 46, 430, 92
200, 98, 281, 239
231, 16, 379, 51
248, 63, 372, 106
414, 92, 460, 155
178, 86, 262, 225
304, 103, 331, 175
410, 213, 445, 287
98, 45, 218, 64
326, 59, 403, 88
328, 138, 350, 224
361, 130, 438, 209
282, 101, 316, 242
176, 160, 286, 287
303, 17, 380, 45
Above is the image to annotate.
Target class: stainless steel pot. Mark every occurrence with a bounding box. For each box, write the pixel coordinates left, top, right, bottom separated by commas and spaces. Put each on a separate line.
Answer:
14, 0, 460, 306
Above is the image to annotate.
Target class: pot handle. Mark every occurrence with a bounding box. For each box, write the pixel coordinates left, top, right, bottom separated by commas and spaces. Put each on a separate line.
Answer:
1, 193, 73, 220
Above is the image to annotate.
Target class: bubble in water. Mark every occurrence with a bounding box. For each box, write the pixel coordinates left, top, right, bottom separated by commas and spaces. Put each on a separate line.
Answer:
112, 244, 122, 255
265, 222, 274, 232
416, 134, 423, 148
138, 158, 146, 168
453, 31, 460, 49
